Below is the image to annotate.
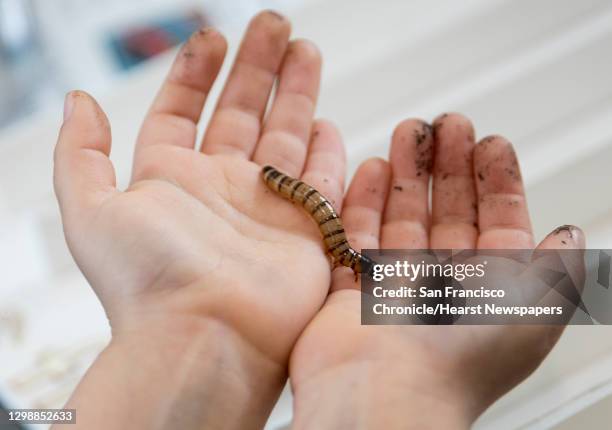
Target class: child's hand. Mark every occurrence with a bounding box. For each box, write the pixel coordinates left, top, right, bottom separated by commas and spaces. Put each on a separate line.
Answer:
53, 12, 344, 429
289, 114, 585, 429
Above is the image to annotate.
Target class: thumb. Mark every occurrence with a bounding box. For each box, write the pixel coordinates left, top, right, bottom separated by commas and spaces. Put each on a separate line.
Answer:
54, 91, 117, 223
534, 225, 586, 293
530, 225, 586, 323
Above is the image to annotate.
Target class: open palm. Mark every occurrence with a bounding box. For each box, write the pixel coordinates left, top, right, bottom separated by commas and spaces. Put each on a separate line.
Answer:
54, 12, 346, 367
290, 114, 585, 424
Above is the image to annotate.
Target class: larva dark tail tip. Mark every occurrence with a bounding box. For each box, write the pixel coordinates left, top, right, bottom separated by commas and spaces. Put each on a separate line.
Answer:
262, 165, 275, 174
359, 255, 376, 278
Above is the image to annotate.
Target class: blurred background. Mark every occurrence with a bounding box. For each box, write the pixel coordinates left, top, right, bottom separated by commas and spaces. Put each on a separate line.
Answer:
1, 0, 612, 429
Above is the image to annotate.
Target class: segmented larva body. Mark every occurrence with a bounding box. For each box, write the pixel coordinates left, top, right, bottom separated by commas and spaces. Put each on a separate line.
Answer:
262, 165, 374, 276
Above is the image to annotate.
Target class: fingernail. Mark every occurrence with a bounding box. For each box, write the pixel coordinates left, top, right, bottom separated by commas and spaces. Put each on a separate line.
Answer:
197, 26, 217, 37
63, 92, 75, 122
263, 9, 286, 20
550, 225, 585, 248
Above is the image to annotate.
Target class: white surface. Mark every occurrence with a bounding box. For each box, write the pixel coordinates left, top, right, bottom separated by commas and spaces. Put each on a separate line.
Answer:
1, 0, 612, 429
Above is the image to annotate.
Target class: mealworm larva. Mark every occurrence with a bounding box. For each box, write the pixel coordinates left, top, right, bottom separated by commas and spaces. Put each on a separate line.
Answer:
262, 165, 375, 276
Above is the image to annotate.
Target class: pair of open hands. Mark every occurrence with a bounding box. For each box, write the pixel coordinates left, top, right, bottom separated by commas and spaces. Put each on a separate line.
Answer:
53, 11, 584, 430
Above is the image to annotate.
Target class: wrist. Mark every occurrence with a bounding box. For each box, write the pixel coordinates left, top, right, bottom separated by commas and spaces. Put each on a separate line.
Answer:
119, 313, 286, 427
60, 313, 285, 430
291, 359, 476, 430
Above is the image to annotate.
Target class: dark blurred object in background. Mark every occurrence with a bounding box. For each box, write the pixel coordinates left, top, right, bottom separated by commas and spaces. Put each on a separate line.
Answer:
0, 0, 223, 131
0, 0, 51, 129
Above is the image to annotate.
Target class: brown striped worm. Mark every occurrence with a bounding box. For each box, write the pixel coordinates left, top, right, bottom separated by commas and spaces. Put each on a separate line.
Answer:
262, 165, 375, 277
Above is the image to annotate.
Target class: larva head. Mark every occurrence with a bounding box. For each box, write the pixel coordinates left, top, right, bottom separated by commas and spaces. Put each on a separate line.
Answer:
262, 165, 274, 175
262, 165, 275, 181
